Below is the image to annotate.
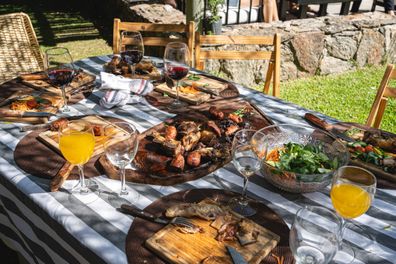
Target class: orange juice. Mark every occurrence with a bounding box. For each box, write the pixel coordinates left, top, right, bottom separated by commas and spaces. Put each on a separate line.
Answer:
330, 183, 371, 219
59, 132, 95, 165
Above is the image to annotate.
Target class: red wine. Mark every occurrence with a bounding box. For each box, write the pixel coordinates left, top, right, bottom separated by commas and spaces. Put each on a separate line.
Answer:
47, 69, 74, 86
121, 50, 143, 65
166, 66, 189, 81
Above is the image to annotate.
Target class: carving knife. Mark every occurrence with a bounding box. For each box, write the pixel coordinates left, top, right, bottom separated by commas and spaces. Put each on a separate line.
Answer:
304, 113, 355, 142
226, 246, 248, 264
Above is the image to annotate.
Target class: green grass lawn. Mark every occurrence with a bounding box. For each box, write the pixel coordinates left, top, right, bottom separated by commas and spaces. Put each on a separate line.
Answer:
281, 66, 396, 133
2, 1, 395, 133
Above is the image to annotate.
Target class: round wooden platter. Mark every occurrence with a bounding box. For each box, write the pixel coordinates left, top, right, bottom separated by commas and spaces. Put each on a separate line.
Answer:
330, 122, 396, 189
125, 188, 294, 264
98, 98, 275, 186
13, 116, 122, 180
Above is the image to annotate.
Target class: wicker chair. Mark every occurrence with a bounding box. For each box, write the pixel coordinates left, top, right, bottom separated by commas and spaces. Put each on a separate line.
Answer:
0, 13, 44, 84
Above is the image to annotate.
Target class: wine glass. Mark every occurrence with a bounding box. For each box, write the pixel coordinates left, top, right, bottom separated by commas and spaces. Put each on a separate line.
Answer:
104, 122, 139, 197
229, 129, 261, 216
290, 206, 342, 264
59, 120, 96, 194
45, 47, 76, 112
120, 31, 144, 77
330, 166, 376, 262
164, 42, 190, 109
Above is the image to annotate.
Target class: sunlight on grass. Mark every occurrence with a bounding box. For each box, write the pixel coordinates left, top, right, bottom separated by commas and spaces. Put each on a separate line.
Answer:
281, 66, 396, 133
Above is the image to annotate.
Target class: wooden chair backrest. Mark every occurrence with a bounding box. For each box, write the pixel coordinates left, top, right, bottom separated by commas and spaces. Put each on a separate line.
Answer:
194, 33, 281, 97
0, 12, 44, 84
366, 64, 396, 128
113, 19, 195, 62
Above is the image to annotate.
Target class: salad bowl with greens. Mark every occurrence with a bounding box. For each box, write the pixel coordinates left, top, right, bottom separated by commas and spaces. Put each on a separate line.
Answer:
252, 124, 349, 193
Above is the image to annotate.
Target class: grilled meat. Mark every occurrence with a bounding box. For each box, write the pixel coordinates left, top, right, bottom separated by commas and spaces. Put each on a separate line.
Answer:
177, 225, 204, 234
228, 113, 243, 124
225, 124, 239, 136
177, 121, 199, 136
165, 125, 177, 140
170, 154, 185, 171
209, 106, 224, 120
181, 131, 201, 151
216, 221, 238, 242
187, 152, 201, 167
49, 118, 69, 131
134, 151, 171, 172
200, 130, 217, 145
152, 131, 184, 157
206, 121, 221, 137
92, 125, 103, 136
363, 131, 396, 154
236, 219, 260, 246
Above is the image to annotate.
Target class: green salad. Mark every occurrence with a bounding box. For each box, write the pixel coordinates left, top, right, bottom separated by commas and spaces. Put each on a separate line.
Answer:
266, 142, 339, 174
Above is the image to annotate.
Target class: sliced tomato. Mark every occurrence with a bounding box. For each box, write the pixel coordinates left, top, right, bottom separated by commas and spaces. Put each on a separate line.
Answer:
26, 99, 38, 109
365, 145, 374, 153
355, 146, 365, 153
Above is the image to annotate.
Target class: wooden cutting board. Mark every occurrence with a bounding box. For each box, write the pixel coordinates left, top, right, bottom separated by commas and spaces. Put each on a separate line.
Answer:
21, 71, 96, 94
146, 215, 280, 264
125, 189, 294, 264
154, 83, 211, 105
37, 115, 127, 157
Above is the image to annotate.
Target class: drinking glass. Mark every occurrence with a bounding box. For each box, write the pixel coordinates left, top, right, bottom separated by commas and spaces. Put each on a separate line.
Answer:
104, 122, 139, 196
290, 206, 342, 264
45, 47, 76, 112
229, 129, 261, 216
330, 166, 376, 261
120, 31, 144, 77
59, 120, 96, 194
164, 42, 190, 109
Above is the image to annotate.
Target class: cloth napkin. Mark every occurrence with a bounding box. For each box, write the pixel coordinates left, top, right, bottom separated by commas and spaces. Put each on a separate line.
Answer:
99, 72, 154, 108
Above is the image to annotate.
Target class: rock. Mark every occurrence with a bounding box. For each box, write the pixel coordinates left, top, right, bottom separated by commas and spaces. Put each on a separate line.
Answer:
129, 4, 185, 24
327, 36, 358, 61
320, 56, 354, 75
356, 29, 384, 67
281, 62, 298, 80
291, 32, 325, 74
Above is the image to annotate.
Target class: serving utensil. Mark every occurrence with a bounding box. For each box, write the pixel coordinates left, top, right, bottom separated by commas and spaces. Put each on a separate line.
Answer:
226, 246, 248, 264
119, 203, 197, 229
304, 113, 355, 142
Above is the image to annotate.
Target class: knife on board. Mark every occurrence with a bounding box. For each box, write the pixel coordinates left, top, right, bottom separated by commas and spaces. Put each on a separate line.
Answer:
226, 246, 248, 264
304, 113, 355, 142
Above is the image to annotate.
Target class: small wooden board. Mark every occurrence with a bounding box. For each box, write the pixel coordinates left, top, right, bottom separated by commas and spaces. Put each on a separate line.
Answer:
38, 115, 127, 157
21, 71, 96, 94
99, 98, 274, 186
148, 73, 239, 110
181, 73, 228, 95
125, 189, 294, 264
146, 215, 279, 264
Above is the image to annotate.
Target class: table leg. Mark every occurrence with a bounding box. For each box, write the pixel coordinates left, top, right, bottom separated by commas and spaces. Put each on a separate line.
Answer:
319, 4, 328, 16
299, 5, 308, 18
340, 1, 352, 15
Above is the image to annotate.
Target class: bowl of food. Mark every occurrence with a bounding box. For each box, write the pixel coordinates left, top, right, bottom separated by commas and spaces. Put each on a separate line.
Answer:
252, 124, 349, 193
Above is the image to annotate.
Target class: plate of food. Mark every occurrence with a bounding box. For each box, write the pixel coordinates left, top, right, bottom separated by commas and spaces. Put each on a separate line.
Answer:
304, 113, 396, 184
125, 189, 294, 264
99, 99, 274, 186
103, 56, 162, 80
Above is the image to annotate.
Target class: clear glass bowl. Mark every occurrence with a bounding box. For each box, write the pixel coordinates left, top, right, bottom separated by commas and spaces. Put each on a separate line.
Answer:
252, 124, 350, 193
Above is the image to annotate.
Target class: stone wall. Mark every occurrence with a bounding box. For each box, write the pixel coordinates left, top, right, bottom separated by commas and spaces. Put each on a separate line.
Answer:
210, 12, 396, 87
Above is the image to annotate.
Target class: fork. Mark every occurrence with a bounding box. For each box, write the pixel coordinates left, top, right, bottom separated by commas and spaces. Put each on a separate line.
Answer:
119, 203, 197, 229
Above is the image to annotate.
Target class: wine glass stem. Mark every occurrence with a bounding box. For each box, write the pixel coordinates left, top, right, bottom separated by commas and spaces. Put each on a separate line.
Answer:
77, 165, 88, 193
131, 64, 136, 78
241, 176, 249, 199
60, 85, 69, 111
176, 80, 180, 102
120, 166, 128, 196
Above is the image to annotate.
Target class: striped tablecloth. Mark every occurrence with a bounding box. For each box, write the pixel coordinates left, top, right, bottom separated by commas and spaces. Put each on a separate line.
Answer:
0, 56, 395, 264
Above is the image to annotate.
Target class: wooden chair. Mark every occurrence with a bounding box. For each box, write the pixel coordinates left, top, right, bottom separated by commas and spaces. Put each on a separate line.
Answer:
194, 33, 281, 97
0, 13, 44, 84
366, 64, 396, 129
113, 19, 195, 63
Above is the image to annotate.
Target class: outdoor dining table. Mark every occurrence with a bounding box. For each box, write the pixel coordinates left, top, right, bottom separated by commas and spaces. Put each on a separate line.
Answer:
0, 55, 395, 264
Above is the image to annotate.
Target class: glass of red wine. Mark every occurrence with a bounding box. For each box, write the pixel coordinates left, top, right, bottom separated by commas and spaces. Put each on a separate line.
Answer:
164, 42, 190, 109
120, 31, 144, 77
45, 47, 76, 112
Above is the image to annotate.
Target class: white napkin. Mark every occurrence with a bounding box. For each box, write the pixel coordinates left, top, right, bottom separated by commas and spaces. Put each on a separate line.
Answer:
99, 72, 154, 109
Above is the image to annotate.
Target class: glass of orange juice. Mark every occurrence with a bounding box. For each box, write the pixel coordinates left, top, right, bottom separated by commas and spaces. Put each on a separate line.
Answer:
59, 120, 96, 194
330, 165, 376, 262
